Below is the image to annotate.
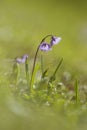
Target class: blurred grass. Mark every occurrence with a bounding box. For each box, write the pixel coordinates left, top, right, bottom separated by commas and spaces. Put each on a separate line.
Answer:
0, 0, 87, 130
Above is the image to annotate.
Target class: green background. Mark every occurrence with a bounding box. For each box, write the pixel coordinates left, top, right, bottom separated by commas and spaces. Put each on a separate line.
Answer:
0, 0, 87, 130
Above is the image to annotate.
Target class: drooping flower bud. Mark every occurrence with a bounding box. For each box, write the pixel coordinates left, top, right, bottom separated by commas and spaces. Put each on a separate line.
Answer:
50, 36, 61, 46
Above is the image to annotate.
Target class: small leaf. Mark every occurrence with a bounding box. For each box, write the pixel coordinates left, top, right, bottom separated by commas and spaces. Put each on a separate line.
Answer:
42, 68, 49, 78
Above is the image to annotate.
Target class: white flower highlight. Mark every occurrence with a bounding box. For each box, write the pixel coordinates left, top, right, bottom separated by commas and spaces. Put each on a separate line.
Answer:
50, 36, 62, 46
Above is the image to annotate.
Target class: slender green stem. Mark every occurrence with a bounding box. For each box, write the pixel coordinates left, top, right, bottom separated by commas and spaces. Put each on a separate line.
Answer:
30, 45, 40, 88
25, 57, 29, 88
30, 34, 53, 89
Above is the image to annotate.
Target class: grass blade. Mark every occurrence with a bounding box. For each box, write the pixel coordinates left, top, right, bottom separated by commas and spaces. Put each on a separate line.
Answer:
30, 63, 40, 92
41, 54, 44, 75
49, 58, 63, 83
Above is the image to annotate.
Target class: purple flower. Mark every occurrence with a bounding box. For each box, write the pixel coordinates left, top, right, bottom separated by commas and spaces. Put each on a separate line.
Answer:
39, 42, 52, 52
16, 54, 28, 64
22, 54, 28, 59
50, 36, 61, 46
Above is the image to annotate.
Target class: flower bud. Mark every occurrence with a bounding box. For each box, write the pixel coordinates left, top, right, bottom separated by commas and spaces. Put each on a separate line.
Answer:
50, 36, 61, 46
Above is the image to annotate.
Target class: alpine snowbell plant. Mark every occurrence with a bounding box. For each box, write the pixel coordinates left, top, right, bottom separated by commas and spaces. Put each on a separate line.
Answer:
30, 34, 62, 90
12, 35, 62, 92
12, 54, 29, 85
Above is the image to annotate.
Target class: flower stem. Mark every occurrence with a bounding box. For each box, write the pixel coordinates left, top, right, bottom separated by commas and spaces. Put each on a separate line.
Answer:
30, 34, 53, 90
41, 53, 44, 75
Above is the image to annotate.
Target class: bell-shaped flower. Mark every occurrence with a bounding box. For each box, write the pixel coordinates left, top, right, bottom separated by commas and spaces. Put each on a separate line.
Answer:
39, 42, 52, 52
50, 36, 61, 46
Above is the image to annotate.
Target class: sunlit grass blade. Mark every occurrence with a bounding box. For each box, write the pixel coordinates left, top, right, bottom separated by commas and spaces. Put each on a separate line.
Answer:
49, 58, 63, 83
41, 54, 44, 75
30, 63, 40, 92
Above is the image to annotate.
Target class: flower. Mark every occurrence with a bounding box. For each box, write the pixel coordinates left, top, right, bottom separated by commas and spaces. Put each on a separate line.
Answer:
39, 42, 52, 52
22, 54, 28, 59
39, 36, 61, 52
16, 54, 28, 63
50, 36, 61, 46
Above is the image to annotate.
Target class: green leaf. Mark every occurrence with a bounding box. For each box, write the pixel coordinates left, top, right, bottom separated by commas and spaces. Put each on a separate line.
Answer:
41, 68, 49, 78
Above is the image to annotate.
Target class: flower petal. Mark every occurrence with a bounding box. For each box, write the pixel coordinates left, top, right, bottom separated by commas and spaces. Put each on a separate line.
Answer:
16, 58, 22, 63
39, 42, 52, 51
16, 54, 28, 63
22, 54, 28, 59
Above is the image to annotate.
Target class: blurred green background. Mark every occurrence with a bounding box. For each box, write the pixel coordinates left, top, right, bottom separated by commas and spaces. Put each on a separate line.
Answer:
0, 0, 87, 75
0, 0, 87, 130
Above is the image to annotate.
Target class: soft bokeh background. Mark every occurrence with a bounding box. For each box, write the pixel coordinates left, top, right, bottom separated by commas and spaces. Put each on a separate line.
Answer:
0, 0, 87, 130
0, 0, 87, 75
